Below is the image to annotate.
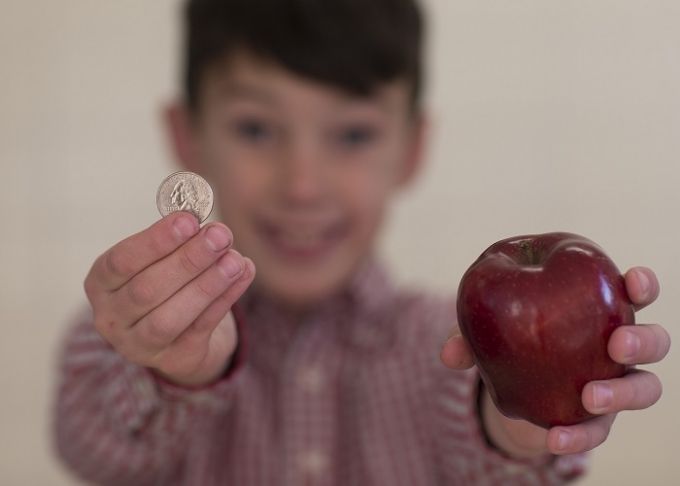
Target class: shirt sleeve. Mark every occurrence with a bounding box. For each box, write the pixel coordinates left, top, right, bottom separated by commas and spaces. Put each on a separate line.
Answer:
51, 307, 247, 486
422, 295, 588, 485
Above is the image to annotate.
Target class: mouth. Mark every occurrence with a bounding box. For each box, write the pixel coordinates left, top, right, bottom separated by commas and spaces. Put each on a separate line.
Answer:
257, 218, 349, 262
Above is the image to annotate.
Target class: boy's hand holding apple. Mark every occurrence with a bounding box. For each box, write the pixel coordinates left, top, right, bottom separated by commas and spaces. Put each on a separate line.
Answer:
84, 212, 255, 387
441, 234, 670, 457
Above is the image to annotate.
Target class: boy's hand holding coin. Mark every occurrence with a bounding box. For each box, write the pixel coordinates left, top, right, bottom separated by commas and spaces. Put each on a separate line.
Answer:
84, 173, 255, 387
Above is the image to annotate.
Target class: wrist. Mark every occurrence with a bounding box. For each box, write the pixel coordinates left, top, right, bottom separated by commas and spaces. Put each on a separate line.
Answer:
154, 351, 234, 388
479, 383, 550, 459
153, 312, 241, 388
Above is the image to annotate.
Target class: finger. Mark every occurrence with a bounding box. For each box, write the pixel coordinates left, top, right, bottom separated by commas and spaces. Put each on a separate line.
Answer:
582, 369, 663, 415
86, 212, 200, 294
131, 250, 246, 353
440, 332, 475, 369
153, 313, 239, 382
111, 222, 234, 324
547, 414, 616, 455
179, 257, 255, 337
152, 258, 255, 370
624, 266, 660, 311
608, 324, 671, 365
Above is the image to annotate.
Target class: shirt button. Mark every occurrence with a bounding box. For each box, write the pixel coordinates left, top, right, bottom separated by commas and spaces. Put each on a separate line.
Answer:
297, 367, 324, 393
298, 449, 329, 476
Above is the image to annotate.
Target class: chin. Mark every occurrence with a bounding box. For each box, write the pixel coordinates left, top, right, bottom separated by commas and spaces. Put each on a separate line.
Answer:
256, 266, 352, 311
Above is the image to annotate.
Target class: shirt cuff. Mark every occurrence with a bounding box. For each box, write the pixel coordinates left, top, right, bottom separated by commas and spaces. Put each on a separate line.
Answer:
107, 305, 248, 434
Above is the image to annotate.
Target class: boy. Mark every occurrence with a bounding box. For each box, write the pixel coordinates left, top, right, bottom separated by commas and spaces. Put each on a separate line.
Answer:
53, 0, 670, 484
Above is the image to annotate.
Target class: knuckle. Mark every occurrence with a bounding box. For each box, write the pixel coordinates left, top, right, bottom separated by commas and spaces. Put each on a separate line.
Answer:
621, 376, 638, 405
655, 325, 672, 358
216, 289, 238, 308
592, 427, 608, 450
654, 378, 663, 403
626, 370, 661, 409
189, 316, 213, 336
582, 426, 595, 450
645, 373, 663, 406
93, 315, 125, 351
178, 246, 203, 275
192, 310, 224, 336
138, 314, 175, 349
105, 248, 134, 280
126, 278, 156, 307
578, 418, 609, 453
93, 315, 115, 339
195, 277, 220, 301
241, 258, 255, 281
83, 276, 97, 302
215, 271, 252, 306
573, 428, 591, 453
149, 229, 172, 257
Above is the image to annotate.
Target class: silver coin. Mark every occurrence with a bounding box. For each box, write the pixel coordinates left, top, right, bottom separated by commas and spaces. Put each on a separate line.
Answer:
156, 171, 214, 223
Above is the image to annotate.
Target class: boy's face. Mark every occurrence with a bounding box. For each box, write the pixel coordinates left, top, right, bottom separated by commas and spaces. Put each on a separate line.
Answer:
170, 52, 425, 310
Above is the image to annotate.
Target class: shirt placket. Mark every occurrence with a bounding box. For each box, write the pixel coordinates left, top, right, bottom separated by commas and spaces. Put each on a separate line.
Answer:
279, 317, 338, 486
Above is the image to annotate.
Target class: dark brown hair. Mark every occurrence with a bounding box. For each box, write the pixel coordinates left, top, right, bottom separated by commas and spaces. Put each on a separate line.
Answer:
183, 0, 425, 110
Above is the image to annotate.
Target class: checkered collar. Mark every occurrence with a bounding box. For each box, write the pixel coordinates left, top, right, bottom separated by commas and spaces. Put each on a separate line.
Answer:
237, 255, 397, 352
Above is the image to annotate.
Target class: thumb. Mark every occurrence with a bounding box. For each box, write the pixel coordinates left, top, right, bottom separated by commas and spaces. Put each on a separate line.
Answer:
440, 330, 475, 369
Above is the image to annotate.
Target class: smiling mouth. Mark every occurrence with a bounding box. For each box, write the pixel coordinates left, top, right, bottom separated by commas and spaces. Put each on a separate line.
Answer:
258, 219, 349, 261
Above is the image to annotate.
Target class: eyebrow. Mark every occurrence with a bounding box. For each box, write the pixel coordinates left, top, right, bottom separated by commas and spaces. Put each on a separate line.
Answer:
216, 80, 399, 116
217, 82, 280, 105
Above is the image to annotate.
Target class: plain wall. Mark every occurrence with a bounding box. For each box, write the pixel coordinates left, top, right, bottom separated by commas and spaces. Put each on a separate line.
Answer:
1, 0, 678, 484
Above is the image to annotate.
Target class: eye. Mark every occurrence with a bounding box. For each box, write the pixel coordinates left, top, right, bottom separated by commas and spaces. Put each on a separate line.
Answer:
335, 125, 379, 148
231, 118, 275, 143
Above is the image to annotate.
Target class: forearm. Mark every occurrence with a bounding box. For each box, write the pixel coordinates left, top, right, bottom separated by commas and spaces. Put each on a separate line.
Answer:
431, 367, 587, 484
53, 317, 241, 485
54, 345, 186, 484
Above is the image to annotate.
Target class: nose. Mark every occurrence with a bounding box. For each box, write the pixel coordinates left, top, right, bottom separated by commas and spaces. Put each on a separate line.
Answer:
278, 137, 326, 207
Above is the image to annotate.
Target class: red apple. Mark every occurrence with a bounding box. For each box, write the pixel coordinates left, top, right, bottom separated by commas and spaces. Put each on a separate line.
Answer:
456, 232, 635, 428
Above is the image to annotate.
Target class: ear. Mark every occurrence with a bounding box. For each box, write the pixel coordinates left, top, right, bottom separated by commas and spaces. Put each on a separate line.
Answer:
396, 112, 429, 188
163, 101, 202, 173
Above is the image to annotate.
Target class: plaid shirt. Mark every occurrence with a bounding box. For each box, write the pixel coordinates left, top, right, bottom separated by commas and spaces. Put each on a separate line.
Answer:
53, 259, 586, 485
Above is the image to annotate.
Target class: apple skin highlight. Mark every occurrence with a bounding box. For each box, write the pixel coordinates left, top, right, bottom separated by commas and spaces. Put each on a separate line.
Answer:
456, 232, 635, 428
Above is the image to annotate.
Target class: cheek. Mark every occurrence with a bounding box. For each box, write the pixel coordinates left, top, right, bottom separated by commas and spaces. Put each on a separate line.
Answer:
213, 166, 267, 225
199, 165, 258, 234
340, 165, 395, 236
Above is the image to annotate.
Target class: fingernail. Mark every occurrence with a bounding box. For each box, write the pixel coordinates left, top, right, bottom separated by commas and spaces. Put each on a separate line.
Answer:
242, 257, 255, 278
592, 383, 613, 412
637, 270, 650, 298
205, 225, 232, 251
556, 430, 571, 451
173, 215, 198, 239
218, 252, 244, 278
623, 331, 641, 361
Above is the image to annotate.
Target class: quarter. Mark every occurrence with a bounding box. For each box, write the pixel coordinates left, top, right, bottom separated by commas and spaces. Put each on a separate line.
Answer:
156, 171, 214, 223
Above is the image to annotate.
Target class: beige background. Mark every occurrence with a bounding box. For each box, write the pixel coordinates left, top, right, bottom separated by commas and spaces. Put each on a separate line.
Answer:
1, 0, 678, 484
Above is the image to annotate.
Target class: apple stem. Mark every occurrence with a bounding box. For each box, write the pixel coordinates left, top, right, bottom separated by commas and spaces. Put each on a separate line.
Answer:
520, 240, 540, 265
